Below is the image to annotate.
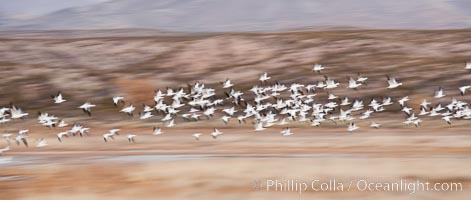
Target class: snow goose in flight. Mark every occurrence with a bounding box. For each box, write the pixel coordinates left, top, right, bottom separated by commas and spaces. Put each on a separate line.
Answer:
442, 116, 452, 125
459, 85, 471, 96
211, 128, 223, 139
434, 87, 445, 99
278, 118, 288, 125
127, 134, 136, 143
347, 77, 362, 89
312, 64, 324, 73
78, 127, 90, 137
191, 113, 201, 121
15, 135, 28, 147
103, 129, 120, 142
51, 92, 66, 104
280, 127, 293, 136
223, 107, 237, 116
78, 102, 96, 116
161, 113, 173, 122
203, 107, 216, 118
143, 104, 154, 113
420, 99, 431, 109
0, 146, 10, 154
221, 115, 231, 124
255, 121, 266, 131
153, 90, 165, 103
57, 120, 68, 128
306, 84, 316, 93
18, 129, 29, 135
56, 131, 69, 142
386, 76, 402, 89
398, 96, 409, 107
192, 133, 202, 140
10, 104, 28, 119
237, 115, 247, 124
352, 100, 364, 111
328, 93, 338, 100
340, 97, 351, 106
152, 127, 163, 135
120, 104, 135, 117
401, 107, 413, 116
139, 112, 153, 120
406, 114, 418, 123
222, 79, 234, 89
324, 76, 339, 89
316, 81, 326, 89
69, 123, 84, 136
108, 129, 120, 135
356, 72, 368, 85
0, 107, 10, 121
0, 117, 10, 124
413, 119, 422, 127
433, 104, 445, 112
370, 122, 381, 128
259, 72, 271, 83
2, 133, 12, 145
429, 109, 441, 117
360, 109, 374, 119
419, 107, 429, 116
381, 97, 393, 106
166, 119, 175, 127
112, 96, 125, 107
465, 61, 471, 70
347, 122, 359, 132
35, 138, 48, 147
103, 133, 115, 142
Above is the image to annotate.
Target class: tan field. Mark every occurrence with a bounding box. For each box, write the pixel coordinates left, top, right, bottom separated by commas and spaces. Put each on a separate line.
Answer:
1, 127, 470, 200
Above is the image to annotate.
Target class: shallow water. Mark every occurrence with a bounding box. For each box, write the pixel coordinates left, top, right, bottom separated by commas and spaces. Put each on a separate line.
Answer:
1, 152, 470, 167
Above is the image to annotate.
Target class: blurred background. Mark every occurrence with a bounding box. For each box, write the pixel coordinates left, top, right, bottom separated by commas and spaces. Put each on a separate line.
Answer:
0, 1, 470, 200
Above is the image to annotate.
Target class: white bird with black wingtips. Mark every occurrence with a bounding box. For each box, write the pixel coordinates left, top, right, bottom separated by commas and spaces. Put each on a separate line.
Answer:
78, 102, 96, 116
113, 96, 125, 107
0, 146, 10, 154
434, 87, 445, 99
127, 134, 136, 143
222, 79, 234, 88
120, 104, 135, 116
56, 131, 69, 142
370, 122, 381, 128
348, 77, 362, 89
211, 128, 223, 139
10, 104, 29, 119
152, 127, 163, 135
103, 133, 115, 142
139, 112, 153, 120
2, 133, 12, 145
347, 122, 359, 132
259, 72, 271, 83
312, 64, 324, 73
280, 127, 293, 136
15, 135, 28, 147
166, 119, 176, 127
386, 76, 402, 89
192, 133, 202, 140
465, 61, 471, 70
35, 138, 48, 147
51, 92, 66, 104
459, 85, 471, 96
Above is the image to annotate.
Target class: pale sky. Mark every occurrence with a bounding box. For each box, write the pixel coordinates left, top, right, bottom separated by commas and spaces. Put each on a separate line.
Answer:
0, 0, 109, 19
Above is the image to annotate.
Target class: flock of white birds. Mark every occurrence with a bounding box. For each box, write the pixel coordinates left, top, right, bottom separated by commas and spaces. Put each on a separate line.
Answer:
1, 62, 471, 152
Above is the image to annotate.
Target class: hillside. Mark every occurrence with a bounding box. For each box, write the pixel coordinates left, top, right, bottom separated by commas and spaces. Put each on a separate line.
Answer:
0, 29, 470, 113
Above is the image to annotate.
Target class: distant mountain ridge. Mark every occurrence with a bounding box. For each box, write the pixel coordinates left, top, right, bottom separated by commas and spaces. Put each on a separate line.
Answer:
1, 0, 471, 31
